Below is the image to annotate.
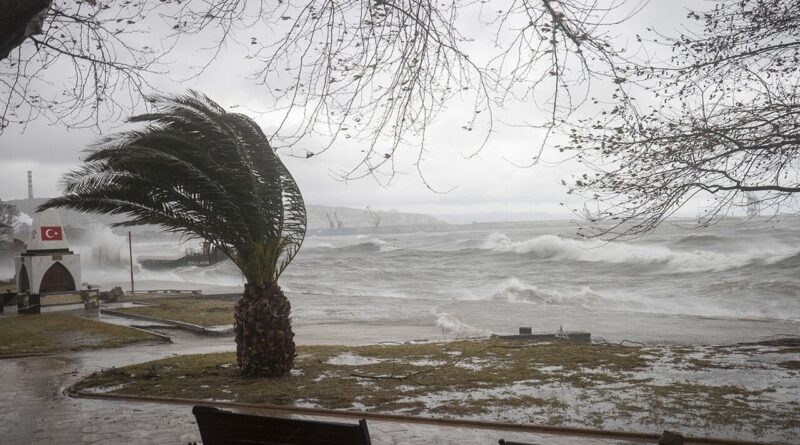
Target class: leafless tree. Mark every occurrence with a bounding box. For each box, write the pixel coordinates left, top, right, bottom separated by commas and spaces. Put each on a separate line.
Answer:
564, 0, 800, 238
1, 0, 642, 184
1, 0, 250, 133
252, 0, 643, 184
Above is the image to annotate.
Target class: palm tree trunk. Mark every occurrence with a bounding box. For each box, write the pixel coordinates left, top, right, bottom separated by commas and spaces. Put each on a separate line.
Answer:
234, 282, 296, 377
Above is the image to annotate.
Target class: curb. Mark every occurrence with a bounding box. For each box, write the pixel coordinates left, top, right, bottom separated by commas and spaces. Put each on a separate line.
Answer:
122, 324, 173, 343
100, 308, 233, 336
65, 389, 776, 445
0, 352, 56, 360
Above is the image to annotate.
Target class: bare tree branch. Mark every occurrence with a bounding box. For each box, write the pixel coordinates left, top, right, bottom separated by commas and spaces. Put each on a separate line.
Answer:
566, 0, 800, 238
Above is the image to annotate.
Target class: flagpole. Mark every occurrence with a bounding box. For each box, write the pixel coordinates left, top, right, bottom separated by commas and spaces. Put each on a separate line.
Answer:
128, 231, 135, 294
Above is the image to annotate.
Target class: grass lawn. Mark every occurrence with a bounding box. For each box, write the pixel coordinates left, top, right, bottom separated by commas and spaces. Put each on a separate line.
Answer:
113, 298, 235, 327
72, 339, 800, 441
0, 312, 164, 356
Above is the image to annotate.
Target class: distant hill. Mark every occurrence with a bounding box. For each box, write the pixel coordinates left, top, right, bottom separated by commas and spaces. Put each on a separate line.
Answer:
306, 205, 443, 230
8, 198, 125, 228
6, 198, 445, 232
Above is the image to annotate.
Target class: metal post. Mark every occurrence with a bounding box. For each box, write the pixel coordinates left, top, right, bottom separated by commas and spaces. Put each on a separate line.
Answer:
128, 231, 134, 294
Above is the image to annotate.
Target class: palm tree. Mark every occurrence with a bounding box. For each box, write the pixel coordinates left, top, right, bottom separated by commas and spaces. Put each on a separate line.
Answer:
40, 91, 306, 377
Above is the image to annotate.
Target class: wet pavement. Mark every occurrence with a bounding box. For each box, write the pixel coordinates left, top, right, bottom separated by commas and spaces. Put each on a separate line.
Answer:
0, 314, 655, 445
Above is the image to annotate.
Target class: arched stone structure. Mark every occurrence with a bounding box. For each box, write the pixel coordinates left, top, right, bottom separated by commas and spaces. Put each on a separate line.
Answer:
39, 262, 76, 293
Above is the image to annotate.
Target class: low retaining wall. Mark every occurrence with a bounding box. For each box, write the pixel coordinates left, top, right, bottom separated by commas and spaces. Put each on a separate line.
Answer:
492, 332, 592, 344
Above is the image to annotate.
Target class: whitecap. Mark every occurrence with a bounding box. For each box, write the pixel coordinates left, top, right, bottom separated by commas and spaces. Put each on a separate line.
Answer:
433, 311, 493, 337
479, 232, 793, 273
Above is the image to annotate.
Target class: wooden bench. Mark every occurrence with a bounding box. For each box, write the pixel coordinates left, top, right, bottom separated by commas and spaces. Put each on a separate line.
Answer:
192, 405, 372, 445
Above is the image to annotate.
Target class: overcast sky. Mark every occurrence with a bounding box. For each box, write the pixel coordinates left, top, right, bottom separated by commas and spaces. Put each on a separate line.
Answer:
0, 1, 696, 221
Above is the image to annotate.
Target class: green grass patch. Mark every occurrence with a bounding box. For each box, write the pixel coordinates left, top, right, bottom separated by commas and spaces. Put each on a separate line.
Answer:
72, 338, 800, 439
73, 340, 651, 416
114, 298, 235, 327
779, 360, 800, 370
0, 312, 163, 356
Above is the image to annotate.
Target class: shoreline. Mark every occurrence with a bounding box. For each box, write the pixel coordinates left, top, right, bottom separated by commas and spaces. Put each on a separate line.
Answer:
3, 273, 799, 347
3, 282, 797, 347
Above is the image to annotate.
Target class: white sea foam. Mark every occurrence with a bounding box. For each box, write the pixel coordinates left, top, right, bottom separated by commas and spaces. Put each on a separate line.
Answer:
326, 353, 384, 366
434, 311, 493, 337
303, 239, 335, 249
77, 225, 138, 270
491, 279, 610, 307
77, 230, 245, 288
365, 237, 399, 252
167, 260, 244, 287
486, 277, 776, 318
13, 212, 32, 229
64, 218, 800, 324
340, 237, 398, 252
480, 233, 791, 272
486, 277, 671, 314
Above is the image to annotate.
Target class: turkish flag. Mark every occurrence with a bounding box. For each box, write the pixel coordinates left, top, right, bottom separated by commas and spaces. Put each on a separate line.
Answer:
41, 226, 64, 241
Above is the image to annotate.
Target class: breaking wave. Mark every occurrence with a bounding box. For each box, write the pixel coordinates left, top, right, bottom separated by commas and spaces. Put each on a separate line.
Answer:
77, 225, 137, 269
434, 311, 493, 337
671, 234, 730, 248
336, 237, 399, 253
491, 280, 608, 307
486, 277, 790, 319
13, 212, 32, 229
303, 240, 335, 250
478, 233, 789, 272
767, 252, 800, 270
486, 278, 659, 314
304, 235, 399, 253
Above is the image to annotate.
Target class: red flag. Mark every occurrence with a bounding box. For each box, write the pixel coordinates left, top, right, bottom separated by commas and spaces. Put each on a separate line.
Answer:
41, 226, 63, 241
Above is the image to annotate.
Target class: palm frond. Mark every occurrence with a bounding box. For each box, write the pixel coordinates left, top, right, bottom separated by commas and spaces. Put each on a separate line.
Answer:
40, 91, 306, 285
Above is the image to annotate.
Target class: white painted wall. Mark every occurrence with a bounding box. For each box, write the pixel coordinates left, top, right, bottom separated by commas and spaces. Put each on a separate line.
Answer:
15, 254, 81, 294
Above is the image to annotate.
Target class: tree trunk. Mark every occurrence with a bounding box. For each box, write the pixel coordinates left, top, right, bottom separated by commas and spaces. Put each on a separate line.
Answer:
234, 282, 296, 377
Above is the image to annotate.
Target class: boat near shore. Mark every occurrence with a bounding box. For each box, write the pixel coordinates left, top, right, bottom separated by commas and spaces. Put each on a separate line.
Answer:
138, 242, 227, 270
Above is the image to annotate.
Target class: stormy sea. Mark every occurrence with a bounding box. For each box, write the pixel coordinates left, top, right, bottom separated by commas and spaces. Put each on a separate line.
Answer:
17, 217, 800, 344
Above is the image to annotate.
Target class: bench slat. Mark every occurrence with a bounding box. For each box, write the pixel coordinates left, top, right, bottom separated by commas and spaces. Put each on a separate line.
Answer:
193, 405, 371, 445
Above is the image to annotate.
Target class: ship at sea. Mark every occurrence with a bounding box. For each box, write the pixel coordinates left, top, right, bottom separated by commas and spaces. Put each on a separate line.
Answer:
138, 241, 227, 270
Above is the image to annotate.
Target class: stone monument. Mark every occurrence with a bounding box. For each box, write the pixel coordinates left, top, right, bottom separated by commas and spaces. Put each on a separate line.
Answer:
14, 209, 81, 313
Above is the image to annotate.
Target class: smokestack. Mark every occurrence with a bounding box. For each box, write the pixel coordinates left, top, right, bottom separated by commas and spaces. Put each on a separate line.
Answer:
27, 170, 33, 201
